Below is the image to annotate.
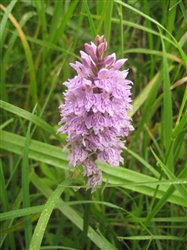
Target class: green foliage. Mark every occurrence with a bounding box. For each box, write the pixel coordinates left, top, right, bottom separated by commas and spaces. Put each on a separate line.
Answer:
0, 0, 186, 249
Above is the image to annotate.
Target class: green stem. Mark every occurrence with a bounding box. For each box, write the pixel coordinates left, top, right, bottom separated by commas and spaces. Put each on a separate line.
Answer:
82, 190, 92, 249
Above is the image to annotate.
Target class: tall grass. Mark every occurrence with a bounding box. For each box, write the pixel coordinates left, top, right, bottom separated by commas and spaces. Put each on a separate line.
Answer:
0, 0, 187, 249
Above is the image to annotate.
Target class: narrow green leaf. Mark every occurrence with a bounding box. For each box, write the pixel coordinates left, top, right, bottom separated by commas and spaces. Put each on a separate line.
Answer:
0, 206, 43, 221
0, 100, 58, 138
104, 0, 113, 42
0, 161, 9, 211
30, 173, 117, 250
172, 109, 187, 138
29, 184, 67, 250
0, 0, 18, 102
160, 29, 173, 155
52, 0, 79, 44
129, 72, 161, 117
151, 148, 187, 202
0, 4, 38, 104
114, 0, 187, 68
83, 0, 96, 36
0, 0, 17, 46
0, 130, 186, 207
22, 117, 33, 248
126, 148, 160, 177
124, 48, 184, 64
118, 235, 185, 241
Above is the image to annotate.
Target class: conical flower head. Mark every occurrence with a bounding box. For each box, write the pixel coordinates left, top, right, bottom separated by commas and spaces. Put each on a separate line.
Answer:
58, 35, 133, 192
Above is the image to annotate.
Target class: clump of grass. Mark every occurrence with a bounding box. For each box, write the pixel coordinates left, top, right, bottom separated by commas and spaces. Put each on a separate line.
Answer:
0, 0, 187, 250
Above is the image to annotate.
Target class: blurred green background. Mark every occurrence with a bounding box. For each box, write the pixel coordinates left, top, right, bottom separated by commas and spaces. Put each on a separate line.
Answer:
0, 0, 187, 249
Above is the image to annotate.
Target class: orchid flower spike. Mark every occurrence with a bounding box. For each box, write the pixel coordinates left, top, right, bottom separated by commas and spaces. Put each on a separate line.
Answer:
58, 35, 134, 192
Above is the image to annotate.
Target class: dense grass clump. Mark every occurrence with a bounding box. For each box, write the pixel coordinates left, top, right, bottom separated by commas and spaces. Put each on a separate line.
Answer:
0, 0, 187, 249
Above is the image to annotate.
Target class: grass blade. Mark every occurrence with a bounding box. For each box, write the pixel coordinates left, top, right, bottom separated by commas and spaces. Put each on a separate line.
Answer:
29, 184, 67, 250
0, 100, 57, 137
0, 130, 186, 207
30, 172, 117, 250
0, 4, 37, 104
